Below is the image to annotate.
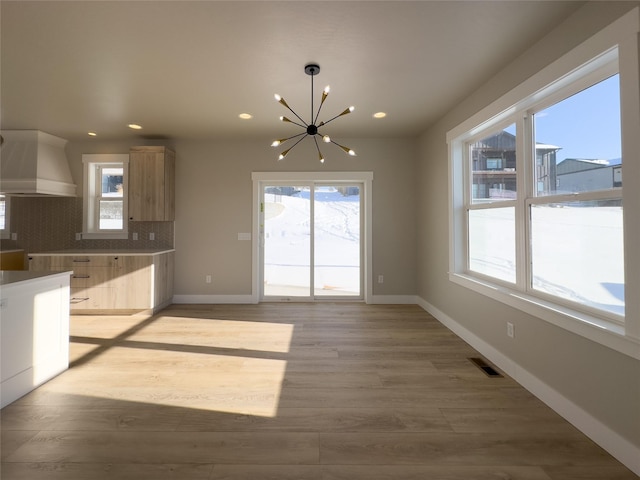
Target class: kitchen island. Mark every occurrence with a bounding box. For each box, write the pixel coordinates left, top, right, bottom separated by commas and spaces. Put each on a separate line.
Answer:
0, 270, 71, 408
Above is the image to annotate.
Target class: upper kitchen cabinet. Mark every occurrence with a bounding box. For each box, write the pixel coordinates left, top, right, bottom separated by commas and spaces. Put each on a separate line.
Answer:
129, 146, 175, 221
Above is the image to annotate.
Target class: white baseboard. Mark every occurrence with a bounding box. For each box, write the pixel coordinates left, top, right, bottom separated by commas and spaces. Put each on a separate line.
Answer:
173, 295, 419, 305
415, 296, 640, 477
172, 294, 256, 304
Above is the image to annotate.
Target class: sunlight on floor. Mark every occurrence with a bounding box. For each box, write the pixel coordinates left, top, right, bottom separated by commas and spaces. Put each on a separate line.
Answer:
66, 315, 294, 417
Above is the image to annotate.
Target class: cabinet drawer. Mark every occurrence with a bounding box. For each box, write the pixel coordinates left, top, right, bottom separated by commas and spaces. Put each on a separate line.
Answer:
70, 287, 116, 310
59, 256, 119, 268
30, 255, 119, 270
69, 266, 117, 288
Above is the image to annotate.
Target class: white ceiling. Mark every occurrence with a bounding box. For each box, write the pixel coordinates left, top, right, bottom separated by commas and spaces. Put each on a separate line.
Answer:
1, 1, 584, 143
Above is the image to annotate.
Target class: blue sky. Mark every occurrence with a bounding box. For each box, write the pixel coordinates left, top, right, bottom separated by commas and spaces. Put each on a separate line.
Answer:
506, 74, 621, 163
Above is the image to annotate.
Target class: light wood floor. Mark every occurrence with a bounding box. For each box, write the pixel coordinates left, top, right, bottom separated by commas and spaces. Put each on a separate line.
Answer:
1, 303, 637, 479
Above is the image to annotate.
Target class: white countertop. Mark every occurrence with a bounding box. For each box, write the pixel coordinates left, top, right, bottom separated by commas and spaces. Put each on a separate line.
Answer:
28, 249, 175, 256
0, 270, 72, 287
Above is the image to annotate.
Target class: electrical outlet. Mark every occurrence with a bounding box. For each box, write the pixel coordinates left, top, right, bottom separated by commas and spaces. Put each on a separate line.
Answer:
75, 233, 82, 241
133, 232, 138, 241
205, 275, 212, 284
507, 322, 515, 338
149, 232, 155, 241
10, 233, 17, 241
378, 275, 384, 284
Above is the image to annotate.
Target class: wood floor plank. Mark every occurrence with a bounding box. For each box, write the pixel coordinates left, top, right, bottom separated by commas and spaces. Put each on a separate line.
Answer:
6, 431, 319, 464
440, 407, 581, 434
209, 465, 322, 480
176, 407, 452, 433
318, 432, 623, 466
320, 465, 554, 480
0, 462, 214, 480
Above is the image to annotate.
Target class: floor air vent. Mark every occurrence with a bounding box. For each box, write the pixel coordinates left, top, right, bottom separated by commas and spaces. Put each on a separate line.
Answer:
469, 357, 503, 378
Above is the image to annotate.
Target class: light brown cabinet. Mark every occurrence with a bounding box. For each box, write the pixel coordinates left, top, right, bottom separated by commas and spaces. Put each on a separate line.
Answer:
28, 252, 174, 312
129, 146, 175, 221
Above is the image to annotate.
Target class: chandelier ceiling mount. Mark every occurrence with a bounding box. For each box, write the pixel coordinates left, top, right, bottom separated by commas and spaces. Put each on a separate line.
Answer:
272, 63, 355, 163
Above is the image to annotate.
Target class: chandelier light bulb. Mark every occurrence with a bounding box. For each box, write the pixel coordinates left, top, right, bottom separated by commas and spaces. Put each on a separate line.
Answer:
348, 149, 357, 156
271, 140, 282, 147
274, 94, 281, 101
322, 135, 331, 143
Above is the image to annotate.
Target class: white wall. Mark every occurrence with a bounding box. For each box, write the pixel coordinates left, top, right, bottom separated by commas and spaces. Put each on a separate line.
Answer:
416, 0, 640, 470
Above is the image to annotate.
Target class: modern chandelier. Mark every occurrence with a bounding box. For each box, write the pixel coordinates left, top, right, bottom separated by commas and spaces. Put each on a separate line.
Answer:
272, 63, 356, 163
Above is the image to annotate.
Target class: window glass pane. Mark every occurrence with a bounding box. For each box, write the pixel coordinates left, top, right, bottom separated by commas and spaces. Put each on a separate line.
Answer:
101, 167, 124, 198
468, 207, 515, 283
470, 124, 517, 203
263, 186, 311, 297
0, 196, 5, 230
99, 200, 123, 230
531, 200, 624, 316
314, 185, 361, 297
534, 75, 621, 196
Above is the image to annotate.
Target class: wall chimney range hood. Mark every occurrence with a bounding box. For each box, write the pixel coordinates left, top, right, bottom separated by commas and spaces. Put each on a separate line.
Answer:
0, 130, 77, 196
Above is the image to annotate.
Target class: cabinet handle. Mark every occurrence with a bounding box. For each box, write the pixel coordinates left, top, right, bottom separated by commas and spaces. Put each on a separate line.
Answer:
70, 297, 90, 304
72, 275, 90, 279
73, 259, 91, 263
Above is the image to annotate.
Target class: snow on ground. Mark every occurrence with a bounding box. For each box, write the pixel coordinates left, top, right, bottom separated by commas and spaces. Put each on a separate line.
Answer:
469, 205, 624, 316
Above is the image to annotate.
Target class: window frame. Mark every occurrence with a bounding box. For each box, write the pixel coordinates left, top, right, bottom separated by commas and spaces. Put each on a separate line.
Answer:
447, 8, 640, 359
82, 154, 129, 240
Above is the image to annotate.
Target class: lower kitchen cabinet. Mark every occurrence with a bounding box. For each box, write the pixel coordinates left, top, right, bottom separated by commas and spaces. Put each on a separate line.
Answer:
28, 251, 174, 312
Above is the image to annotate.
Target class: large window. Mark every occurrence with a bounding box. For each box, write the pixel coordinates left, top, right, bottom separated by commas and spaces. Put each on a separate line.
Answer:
447, 8, 640, 357
82, 154, 129, 239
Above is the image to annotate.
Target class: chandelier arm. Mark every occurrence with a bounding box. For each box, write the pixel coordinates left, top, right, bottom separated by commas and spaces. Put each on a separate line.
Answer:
281, 117, 308, 129
320, 107, 354, 126
287, 105, 309, 127
279, 134, 309, 159
314, 96, 327, 126
274, 131, 307, 146
313, 136, 325, 163
329, 139, 357, 156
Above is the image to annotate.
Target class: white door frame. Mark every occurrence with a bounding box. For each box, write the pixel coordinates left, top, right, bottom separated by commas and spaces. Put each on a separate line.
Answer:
251, 171, 373, 303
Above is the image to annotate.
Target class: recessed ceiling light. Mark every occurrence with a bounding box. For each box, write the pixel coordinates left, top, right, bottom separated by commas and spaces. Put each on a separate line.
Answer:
239, 113, 253, 120
373, 112, 387, 119
88, 132, 97, 137
128, 123, 143, 130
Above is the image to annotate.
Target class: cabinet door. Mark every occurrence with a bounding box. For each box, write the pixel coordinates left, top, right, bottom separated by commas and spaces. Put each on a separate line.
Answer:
153, 252, 174, 307
129, 147, 175, 221
116, 256, 153, 309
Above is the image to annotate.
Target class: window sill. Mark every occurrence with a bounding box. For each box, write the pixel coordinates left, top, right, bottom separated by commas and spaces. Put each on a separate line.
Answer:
81, 232, 128, 240
449, 272, 639, 360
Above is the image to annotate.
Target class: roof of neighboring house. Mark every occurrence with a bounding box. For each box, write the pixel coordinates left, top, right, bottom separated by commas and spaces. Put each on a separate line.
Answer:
473, 131, 560, 152
557, 158, 618, 174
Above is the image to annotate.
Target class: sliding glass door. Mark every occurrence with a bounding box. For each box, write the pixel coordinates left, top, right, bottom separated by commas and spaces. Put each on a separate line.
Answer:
261, 183, 362, 300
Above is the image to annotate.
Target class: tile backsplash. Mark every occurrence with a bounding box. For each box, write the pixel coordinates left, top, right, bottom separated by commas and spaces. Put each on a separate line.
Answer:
0, 196, 173, 253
